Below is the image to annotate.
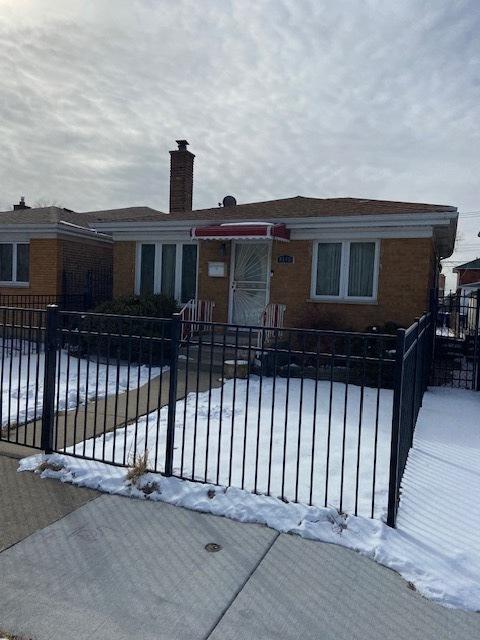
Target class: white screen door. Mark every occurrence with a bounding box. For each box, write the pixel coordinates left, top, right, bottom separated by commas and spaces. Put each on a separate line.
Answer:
231, 242, 269, 325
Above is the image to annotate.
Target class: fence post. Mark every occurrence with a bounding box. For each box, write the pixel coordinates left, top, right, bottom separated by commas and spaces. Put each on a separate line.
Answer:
40, 305, 59, 453
386, 327, 406, 527
165, 313, 181, 476
474, 290, 480, 392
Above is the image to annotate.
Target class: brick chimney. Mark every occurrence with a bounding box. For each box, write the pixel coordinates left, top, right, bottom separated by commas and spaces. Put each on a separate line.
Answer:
13, 196, 31, 210
169, 139, 194, 212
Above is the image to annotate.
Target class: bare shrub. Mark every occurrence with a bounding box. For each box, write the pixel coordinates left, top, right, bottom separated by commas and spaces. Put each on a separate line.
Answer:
126, 450, 149, 486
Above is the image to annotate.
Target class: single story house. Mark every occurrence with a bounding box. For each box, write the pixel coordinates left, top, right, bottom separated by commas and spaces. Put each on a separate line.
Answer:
89, 141, 458, 331
1, 141, 458, 330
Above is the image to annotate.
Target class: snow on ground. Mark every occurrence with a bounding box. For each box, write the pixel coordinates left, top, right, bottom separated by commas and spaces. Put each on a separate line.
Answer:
67, 377, 393, 518
19, 387, 480, 611
1, 339, 161, 427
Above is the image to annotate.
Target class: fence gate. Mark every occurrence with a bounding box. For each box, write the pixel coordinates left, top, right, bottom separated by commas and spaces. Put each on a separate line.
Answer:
432, 290, 480, 390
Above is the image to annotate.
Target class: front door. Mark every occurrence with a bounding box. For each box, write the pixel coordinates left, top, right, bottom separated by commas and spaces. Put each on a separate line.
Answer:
230, 242, 270, 325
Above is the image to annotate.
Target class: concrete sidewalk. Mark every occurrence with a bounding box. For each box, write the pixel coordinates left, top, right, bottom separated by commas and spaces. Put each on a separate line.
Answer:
0, 454, 479, 640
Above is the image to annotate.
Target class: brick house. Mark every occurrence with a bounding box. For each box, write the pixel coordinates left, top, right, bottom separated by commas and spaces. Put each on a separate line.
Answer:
453, 258, 480, 290
1, 141, 458, 329
0, 201, 113, 305
87, 140, 458, 331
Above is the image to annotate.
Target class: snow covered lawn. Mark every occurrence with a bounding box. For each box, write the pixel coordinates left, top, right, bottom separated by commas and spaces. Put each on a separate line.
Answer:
20, 386, 480, 611
67, 376, 393, 518
1, 339, 161, 428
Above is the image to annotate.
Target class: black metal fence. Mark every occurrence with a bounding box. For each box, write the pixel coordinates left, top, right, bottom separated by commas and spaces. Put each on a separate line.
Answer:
432, 290, 480, 389
0, 307, 46, 448
387, 312, 434, 526
0, 267, 113, 312
0, 294, 85, 310
1, 305, 437, 526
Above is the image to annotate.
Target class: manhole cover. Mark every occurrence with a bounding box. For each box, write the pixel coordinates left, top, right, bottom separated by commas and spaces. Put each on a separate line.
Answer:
205, 542, 222, 553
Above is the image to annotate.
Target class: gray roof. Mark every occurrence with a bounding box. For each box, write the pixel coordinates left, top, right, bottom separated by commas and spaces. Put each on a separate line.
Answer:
0, 206, 94, 229
453, 257, 480, 271
83, 196, 457, 224
0, 197, 457, 228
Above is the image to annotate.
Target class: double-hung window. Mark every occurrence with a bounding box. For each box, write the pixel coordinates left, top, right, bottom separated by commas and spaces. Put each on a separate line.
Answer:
312, 240, 379, 301
137, 242, 198, 303
0, 242, 30, 285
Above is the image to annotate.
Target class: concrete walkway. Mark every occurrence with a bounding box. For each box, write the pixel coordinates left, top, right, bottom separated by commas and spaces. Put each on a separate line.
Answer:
0, 364, 220, 458
1, 454, 479, 640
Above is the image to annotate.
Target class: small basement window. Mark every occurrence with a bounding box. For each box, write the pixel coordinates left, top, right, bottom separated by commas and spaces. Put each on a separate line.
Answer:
311, 240, 379, 301
0, 242, 30, 285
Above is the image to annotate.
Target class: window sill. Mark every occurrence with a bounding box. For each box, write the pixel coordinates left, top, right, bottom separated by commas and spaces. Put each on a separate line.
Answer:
0, 282, 30, 288
307, 297, 378, 306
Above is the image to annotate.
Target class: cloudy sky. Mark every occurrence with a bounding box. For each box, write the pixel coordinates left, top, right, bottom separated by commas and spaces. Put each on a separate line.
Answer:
1, 0, 479, 286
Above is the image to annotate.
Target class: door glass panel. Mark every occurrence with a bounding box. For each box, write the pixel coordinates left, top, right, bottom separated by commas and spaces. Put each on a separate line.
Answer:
140, 244, 155, 295
16, 244, 29, 283
234, 243, 269, 284
0, 244, 13, 282
181, 245, 197, 302
161, 244, 176, 299
232, 243, 269, 325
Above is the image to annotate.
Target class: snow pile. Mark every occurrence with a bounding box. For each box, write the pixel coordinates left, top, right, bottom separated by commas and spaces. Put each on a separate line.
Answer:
19, 387, 480, 611
66, 377, 393, 518
1, 340, 161, 427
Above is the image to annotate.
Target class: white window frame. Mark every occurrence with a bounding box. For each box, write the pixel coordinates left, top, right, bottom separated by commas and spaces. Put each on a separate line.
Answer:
0, 242, 30, 286
135, 241, 198, 302
310, 239, 380, 302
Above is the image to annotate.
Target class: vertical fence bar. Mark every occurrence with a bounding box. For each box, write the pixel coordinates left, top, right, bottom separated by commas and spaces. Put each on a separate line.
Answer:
386, 327, 406, 528
474, 290, 480, 391
165, 313, 181, 477
40, 305, 59, 453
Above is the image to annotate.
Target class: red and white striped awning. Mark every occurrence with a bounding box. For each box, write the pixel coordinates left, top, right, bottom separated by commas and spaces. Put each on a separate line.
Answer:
191, 222, 290, 241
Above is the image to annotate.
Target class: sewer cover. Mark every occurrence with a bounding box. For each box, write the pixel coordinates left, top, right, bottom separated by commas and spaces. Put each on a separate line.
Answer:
205, 542, 222, 553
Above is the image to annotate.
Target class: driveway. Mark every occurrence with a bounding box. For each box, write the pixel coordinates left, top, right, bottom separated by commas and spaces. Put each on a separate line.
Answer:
0, 453, 479, 640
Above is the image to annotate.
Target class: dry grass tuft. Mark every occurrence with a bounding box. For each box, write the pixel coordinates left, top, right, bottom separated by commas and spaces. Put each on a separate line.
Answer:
0, 630, 33, 640
36, 461, 64, 473
126, 450, 149, 486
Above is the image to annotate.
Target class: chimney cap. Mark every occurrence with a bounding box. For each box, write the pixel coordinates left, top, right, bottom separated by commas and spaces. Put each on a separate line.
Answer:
176, 139, 189, 151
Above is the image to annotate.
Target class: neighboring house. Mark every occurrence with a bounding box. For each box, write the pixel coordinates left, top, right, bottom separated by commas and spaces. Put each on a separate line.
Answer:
1, 140, 458, 330
453, 257, 480, 290
0, 200, 112, 303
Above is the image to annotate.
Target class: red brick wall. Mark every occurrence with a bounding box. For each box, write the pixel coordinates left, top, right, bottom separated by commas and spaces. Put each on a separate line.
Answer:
456, 269, 480, 287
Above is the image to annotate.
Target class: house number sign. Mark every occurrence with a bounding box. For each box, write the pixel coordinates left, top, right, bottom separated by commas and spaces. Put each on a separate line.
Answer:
277, 255, 294, 264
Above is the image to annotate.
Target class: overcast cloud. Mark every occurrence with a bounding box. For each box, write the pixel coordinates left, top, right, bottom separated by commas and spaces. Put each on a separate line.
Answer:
1, 0, 479, 285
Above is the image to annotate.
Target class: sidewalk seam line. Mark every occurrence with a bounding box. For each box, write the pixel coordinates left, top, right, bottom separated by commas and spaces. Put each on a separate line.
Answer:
0, 492, 102, 556
203, 531, 281, 640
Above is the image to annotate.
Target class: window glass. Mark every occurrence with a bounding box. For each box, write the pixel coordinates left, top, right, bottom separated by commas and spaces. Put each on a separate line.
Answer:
16, 244, 29, 282
140, 244, 155, 295
161, 244, 176, 299
181, 245, 197, 302
0, 244, 13, 282
315, 243, 342, 296
348, 242, 375, 297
